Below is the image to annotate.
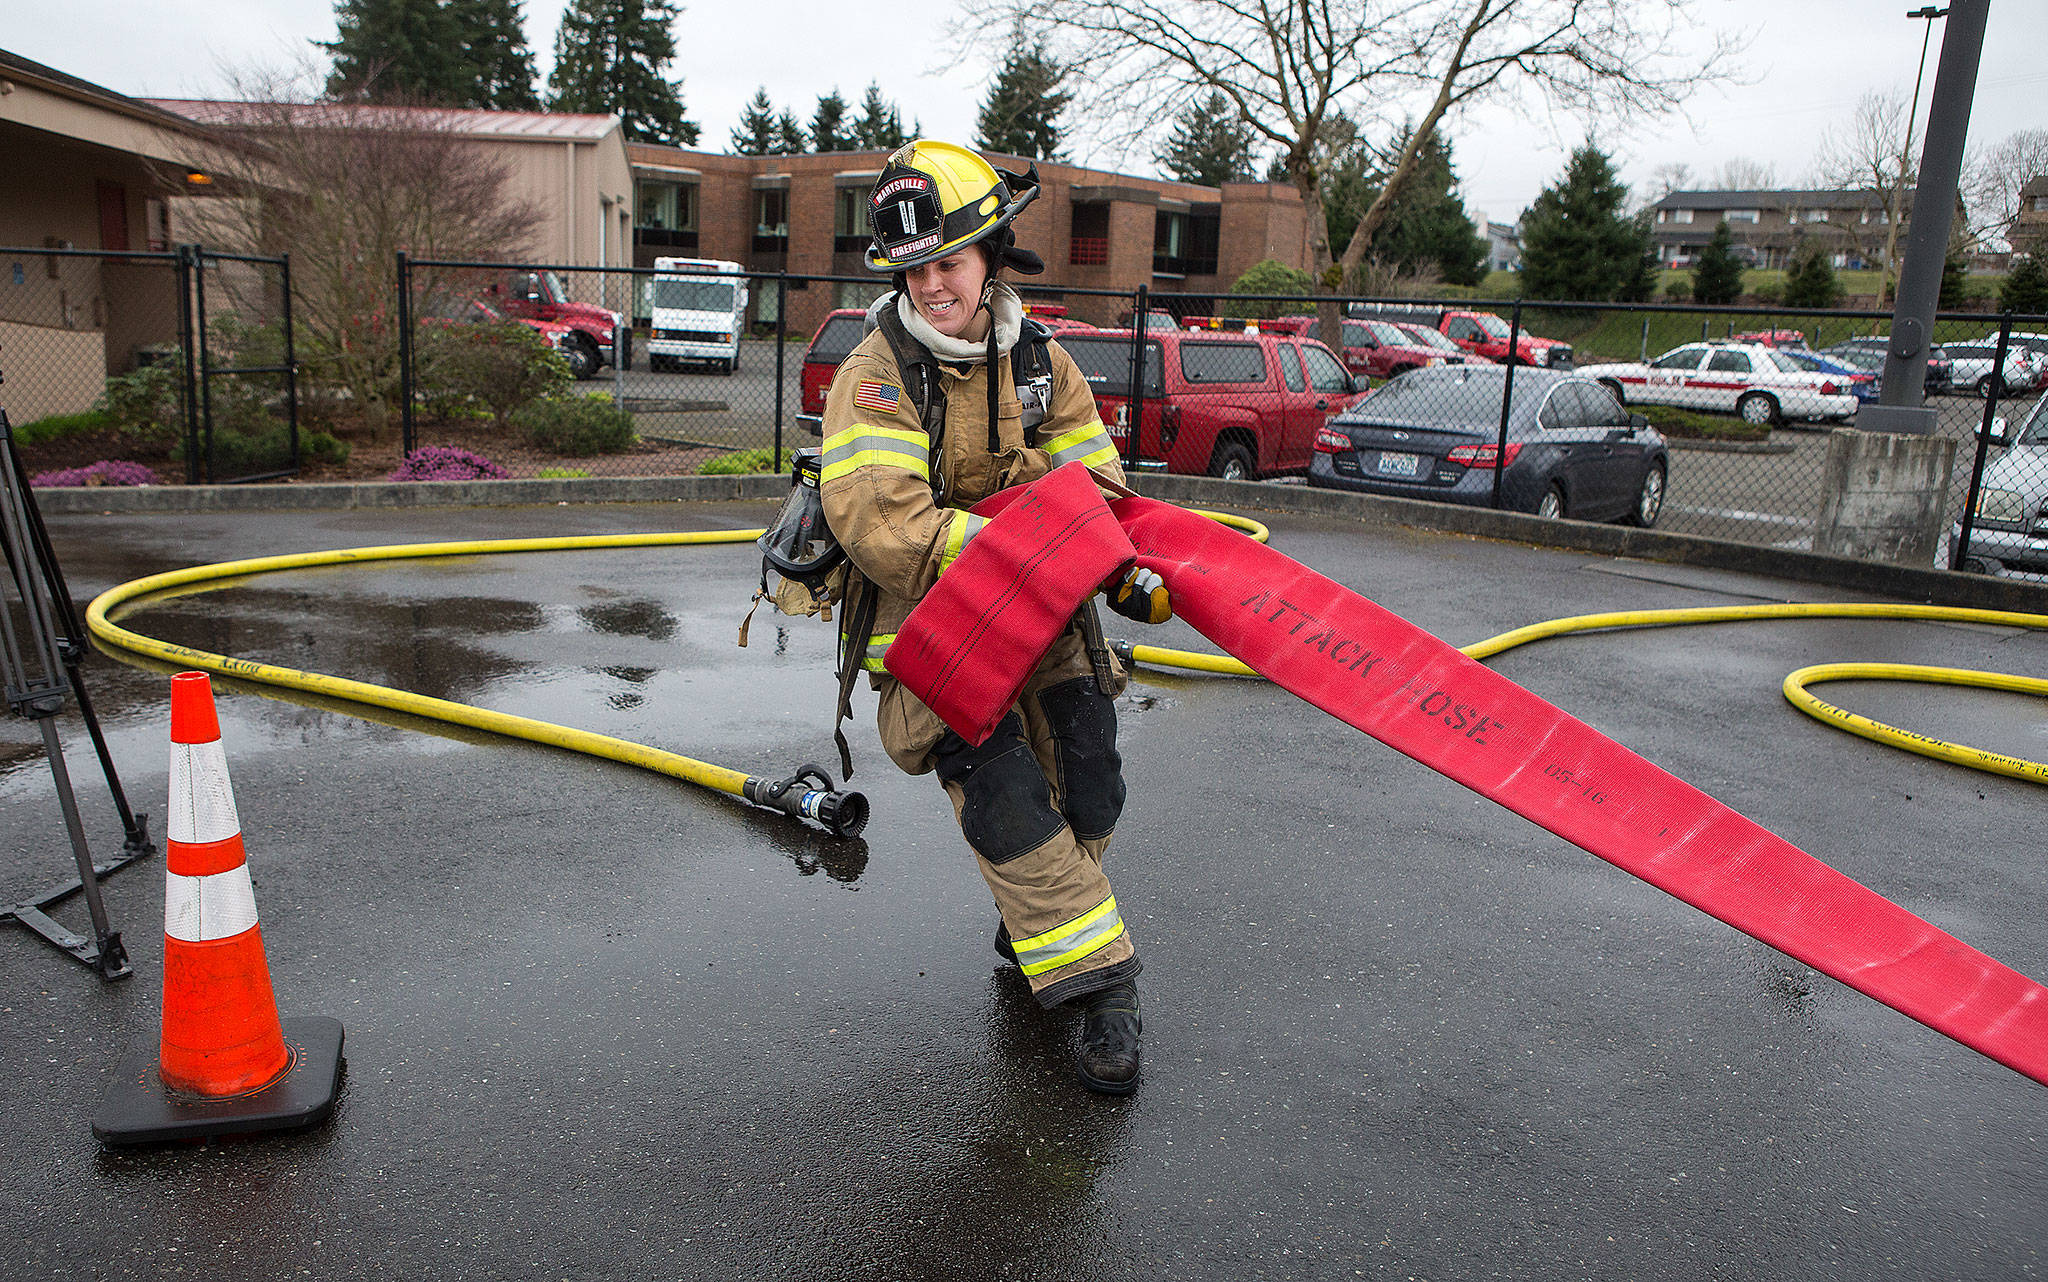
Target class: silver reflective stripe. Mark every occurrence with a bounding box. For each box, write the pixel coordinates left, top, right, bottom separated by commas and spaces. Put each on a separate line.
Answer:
821, 431, 930, 481
862, 632, 897, 673
1044, 423, 1120, 469
164, 865, 260, 942
1014, 896, 1124, 977
168, 740, 240, 844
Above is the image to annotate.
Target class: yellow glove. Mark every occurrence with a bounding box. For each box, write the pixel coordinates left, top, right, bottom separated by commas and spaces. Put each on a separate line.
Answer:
1107, 565, 1172, 625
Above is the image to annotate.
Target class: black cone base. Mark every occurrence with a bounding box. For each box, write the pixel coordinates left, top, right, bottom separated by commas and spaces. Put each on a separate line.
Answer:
92, 1016, 344, 1146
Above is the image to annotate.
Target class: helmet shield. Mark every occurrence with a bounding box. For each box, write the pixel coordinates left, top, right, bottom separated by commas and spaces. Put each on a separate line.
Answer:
865, 140, 1039, 273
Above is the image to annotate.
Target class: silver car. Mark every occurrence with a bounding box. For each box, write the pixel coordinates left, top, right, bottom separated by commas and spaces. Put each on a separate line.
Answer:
1950, 390, 2048, 574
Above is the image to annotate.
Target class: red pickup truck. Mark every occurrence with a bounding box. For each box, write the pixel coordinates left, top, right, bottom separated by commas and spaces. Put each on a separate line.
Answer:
479, 270, 629, 379
1057, 329, 1365, 479
1351, 306, 1572, 369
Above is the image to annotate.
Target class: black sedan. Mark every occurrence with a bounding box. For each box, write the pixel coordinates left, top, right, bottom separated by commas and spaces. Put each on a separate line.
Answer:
1307, 365, 1669, 526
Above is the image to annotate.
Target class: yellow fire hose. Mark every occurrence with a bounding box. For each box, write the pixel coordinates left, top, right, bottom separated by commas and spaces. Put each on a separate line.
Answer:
85, 512, 2047, 837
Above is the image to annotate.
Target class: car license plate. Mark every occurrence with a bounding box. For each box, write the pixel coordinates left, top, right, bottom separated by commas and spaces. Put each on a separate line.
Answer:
1375, 451, 1422, 477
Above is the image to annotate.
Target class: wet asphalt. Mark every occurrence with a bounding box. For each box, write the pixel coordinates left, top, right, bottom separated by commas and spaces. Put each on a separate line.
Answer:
1, 498, 2043, 1281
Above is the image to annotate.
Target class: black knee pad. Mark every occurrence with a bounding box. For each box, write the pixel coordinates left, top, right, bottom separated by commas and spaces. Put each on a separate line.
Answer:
1036, 677, 1126, 841
933, 713, 1065, 864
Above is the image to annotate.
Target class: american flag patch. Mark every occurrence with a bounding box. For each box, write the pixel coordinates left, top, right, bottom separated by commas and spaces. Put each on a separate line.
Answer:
853, 380, 902, 415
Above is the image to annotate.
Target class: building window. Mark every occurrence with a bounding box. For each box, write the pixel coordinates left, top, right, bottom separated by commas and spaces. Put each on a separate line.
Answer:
754, 188, 789, 252
1152, 210, 1218, 277
1726, 209, 1760, 223
636, 179, 697, 249
1670, 208, 1693, 225
1861, 208, 1889, 225
1070, 202, 1109, 266
834, 187, 870, 254
1809, 208, 1829, 223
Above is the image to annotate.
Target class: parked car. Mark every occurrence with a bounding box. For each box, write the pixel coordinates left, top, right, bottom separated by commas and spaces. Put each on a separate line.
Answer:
1822, 336, 1954, 392
1307, 365, 1668, 526
1962, 330, 2048, 364
1940, 342, 2047, 399
794, 307, 868, 432
1779, 348, 1877, 407
1576, 341, 1858, 425
1058, 328, 1367, 479
1390, 322, 1497, 366
1948, 389, 2048, 574
1307, 317, 1483, 381
481, 270, 627, 379
1349, 305, 1573, 368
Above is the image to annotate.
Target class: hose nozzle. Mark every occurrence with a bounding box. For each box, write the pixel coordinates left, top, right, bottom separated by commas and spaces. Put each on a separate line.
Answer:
744, 764, 870, 838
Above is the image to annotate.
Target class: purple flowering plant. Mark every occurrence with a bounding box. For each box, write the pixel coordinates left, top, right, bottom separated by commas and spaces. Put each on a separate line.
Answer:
388, 447, 509, 482
30, 459, 159, 487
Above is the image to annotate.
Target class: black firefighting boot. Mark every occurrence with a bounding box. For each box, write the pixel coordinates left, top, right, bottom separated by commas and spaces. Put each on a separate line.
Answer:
994, 919, 1018, 967
1076, 981, 1141, 1095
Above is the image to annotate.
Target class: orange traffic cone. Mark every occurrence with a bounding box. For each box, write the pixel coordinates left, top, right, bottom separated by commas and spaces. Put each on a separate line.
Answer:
94, 673, 342, 1144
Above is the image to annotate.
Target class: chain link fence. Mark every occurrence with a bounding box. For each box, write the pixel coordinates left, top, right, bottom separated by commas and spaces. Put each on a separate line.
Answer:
12, 239, 2043, 583
1, 245, 300, 486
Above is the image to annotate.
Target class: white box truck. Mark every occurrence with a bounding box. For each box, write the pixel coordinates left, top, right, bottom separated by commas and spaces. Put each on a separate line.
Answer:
647, 257, 749, 374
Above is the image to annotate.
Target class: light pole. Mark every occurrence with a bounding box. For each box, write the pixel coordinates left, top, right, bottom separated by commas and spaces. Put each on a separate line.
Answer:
1883, 6, 1948, 303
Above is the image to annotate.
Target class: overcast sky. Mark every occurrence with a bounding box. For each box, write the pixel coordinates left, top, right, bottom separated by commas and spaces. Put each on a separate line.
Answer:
6, 0, 2044, 228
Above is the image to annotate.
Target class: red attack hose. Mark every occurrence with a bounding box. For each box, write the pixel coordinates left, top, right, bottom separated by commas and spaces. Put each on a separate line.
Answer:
1109, 494, 2047, 1086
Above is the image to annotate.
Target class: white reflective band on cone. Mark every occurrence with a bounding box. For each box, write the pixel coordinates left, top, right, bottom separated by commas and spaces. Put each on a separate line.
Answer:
164, 865, 260, 942
168, 740, 240, 844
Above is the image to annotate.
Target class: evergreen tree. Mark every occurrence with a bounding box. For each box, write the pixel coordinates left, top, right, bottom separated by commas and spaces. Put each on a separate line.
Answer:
773, 110, 808, 155
546, 0, 699, 146
731, 87, 778, 155
1938, 231, 1971, 309
852, 83, 908, 151
1999, 255, 2048, 315
1518, 144, 1655, 302
975, 30, 1070, 160
449, 0, 540, 109
809, 90, 853, 153
1157, 91, 1259, 187
1782, 242, 1843, 308
1691, 220, 1744, 304
324, 0, 464, 102
1355, 126, 1487, 287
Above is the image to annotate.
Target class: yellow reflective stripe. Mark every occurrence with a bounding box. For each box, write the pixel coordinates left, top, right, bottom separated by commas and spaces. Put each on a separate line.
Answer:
937, 512, 986, 573
820, 423, 931, 485
1043, 421, 1116, 468
1014, 895, 1124, 976
860, 632, 897, 672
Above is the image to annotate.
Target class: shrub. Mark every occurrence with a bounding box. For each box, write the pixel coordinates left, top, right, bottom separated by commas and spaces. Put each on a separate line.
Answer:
417, 321, 574, 428
30, 459, 159, 487
97, 359, 186, 442
698, 448, 778, 475
536, 467, 590, 479
1781, 246, 1843, 309
11, 409, 113, 446
175, 427, 350, 475
1633, 403, 1770, 441
389, 446, 509, 481
1998, 256, 2048, 314
1224, 258, 1316, 319
512, 393, 636, 455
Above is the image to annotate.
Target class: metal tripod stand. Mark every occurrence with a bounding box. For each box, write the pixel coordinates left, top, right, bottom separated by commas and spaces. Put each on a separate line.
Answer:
1, 407, 154, 979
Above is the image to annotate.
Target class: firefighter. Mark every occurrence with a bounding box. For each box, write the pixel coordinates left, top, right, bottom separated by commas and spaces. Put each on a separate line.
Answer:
818, 140, 1172, 1095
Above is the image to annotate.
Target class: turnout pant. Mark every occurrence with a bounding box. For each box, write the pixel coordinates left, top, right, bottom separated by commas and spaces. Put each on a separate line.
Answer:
879, 630, 1139, 1007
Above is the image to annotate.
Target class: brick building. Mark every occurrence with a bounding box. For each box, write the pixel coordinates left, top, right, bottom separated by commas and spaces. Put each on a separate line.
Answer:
1648, 188, 1919, 272
626, 143, 1312, 335
2013, 175, 2048, 257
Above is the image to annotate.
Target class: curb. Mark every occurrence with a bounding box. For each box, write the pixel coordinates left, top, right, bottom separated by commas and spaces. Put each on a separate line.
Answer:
1664, 436, 1797, 454
34, 470, 2048, 616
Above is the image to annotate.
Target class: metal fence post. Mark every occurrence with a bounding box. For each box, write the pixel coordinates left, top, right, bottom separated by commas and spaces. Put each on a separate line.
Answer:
1492, 300, 1522, 509
1951, 312, 2013, 570
773, 269, 787, 474
192, 245, 215, 484
174, 245, 201, 485
279, 253, 300, 469
1127, 284, 1148, 469
395, 251, 416, 458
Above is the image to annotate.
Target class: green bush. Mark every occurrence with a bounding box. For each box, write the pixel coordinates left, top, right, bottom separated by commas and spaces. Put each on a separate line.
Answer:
97, 359, 186, 442
175, 426, 350, 474
418, 321, 574, 429
513, 393, 636, 455
698, 448, 778, 475
11, 409, 113, 446
536, 467, 591, 479
1632, 403, 1769, 441
1224, 259, 1316, 319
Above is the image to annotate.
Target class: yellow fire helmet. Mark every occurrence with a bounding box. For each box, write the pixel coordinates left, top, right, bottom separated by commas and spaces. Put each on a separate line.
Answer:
866, 140, 1043, 274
